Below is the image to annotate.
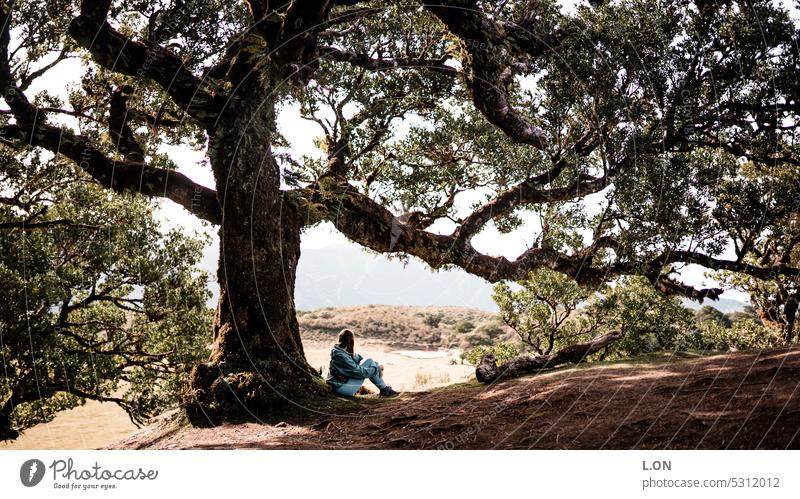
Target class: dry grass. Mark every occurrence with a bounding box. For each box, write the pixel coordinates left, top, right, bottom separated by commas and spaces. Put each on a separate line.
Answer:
414, 372, 433, 387
298, 305, 511, 349
0, 398, 137, 450
413, 371, 452, 388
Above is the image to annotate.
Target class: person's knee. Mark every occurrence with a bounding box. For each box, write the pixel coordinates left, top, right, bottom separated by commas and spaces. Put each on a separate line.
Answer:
362, 358, 377, 367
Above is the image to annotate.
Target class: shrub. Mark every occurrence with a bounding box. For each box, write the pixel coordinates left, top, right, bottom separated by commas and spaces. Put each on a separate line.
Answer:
699, 320, 782, 351
695, 305, 732, 327
422, 312, 444, 328
455, 320, 476, 333
463, 342, 521, 367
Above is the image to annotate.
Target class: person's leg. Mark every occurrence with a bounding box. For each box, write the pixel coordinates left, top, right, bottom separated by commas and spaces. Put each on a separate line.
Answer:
334, 378, 365, 397
360, 358, 387, 389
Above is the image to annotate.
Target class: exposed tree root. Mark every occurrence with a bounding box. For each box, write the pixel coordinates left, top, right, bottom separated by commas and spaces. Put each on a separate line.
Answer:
475, 330, 623, 383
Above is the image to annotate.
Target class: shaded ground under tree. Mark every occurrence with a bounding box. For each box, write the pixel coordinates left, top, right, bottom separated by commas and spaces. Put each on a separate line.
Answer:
109, 347, 800, 450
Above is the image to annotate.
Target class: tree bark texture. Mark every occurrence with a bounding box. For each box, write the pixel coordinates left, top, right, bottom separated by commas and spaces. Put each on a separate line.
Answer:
475, 330, 623, 383
182, 83, 324, 424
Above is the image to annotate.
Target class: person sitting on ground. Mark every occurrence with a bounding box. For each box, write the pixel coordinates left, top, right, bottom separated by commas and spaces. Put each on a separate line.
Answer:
326, 329, 400, 398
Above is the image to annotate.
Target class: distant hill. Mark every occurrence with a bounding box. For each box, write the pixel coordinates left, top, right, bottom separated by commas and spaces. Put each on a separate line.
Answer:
295, 247, 497, 311
682, 297, 748, 313
298, 305, 513, 350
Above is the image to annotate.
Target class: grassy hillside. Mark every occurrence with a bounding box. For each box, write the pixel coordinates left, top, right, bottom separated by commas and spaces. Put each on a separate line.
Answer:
298, 305, 515, 350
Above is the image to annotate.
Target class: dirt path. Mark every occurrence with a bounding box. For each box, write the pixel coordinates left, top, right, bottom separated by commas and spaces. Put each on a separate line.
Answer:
109, 347, 800, 450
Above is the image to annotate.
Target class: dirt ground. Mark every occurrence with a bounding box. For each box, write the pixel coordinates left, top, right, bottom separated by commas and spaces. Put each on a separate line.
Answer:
108, 346, 800, 450
1, 340, 472, 450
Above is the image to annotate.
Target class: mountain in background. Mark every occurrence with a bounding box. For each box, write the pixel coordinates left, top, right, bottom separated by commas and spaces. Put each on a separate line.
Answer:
201, 246, 748, 313
682, 297, 749, 313
295, 247, 497, 311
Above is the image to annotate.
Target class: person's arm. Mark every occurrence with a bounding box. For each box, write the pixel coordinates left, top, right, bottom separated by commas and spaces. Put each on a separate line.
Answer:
353, 353, 363, 364
332, 353, 377, 379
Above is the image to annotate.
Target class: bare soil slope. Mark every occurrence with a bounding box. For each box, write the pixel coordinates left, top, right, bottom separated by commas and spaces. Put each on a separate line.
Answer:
110, 347, 800, 450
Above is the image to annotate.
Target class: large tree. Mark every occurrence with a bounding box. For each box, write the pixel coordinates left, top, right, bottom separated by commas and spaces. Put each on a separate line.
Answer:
1, 0, 798, 424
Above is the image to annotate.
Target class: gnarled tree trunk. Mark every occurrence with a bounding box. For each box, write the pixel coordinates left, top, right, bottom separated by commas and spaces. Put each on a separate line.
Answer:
182, 83, 324, 424
475, 330, 623, 383
752, 293, 799, 345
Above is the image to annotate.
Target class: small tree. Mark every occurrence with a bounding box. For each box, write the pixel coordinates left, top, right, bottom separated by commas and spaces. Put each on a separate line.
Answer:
492, 269, 589, 355
0, 155, 211, 441
493, 268, 597, 355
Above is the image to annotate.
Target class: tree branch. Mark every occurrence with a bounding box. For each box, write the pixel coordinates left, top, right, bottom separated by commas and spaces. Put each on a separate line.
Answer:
302, 178, 800, 302
0, 123, 221, 224
475, 329, 624, 383
320, 46, 459, 77
108, 85, 146, 163
67, 0, 227, 129
423, 0, 569, 150
0, 219, 100, 230
456, 135, 604, 244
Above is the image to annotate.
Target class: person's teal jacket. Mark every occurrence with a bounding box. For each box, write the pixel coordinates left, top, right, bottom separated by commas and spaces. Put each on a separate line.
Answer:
326, 345, 379, 389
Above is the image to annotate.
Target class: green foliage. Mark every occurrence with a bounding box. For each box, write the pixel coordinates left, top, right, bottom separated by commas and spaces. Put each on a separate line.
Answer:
695, 306, 732, 328
493, 268, 594, 355
422, 312, 445, 329
492, 272, 700, 361
0, 155, 212, 440
454, 320, 475, 334
726, 309, 760, 325
698, 321, 782, 351
454, 321, 510, 351
463, 343, 521, 367
587, 277, 698, 357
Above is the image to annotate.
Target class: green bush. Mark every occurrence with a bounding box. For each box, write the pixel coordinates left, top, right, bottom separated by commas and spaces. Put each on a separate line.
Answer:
455, 320, 476, 333
699, 320, 781, 351
586, 276, 697, 358
422, 312, 444, 328
695, 305, 732, 327
463, 342, 521, 367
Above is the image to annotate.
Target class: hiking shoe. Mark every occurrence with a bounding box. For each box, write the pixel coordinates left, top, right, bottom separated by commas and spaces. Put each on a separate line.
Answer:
379, 386, 400, 398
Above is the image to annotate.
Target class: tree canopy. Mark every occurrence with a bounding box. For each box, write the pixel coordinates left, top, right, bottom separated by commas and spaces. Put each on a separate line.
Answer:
1, 0, 798, 422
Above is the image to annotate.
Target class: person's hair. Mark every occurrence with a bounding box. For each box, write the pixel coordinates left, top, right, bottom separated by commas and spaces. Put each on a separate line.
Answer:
337, 329, 355, 357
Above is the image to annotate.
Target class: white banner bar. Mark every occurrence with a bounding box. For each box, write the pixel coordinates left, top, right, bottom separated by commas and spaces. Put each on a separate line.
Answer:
1, 450, 798, 499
